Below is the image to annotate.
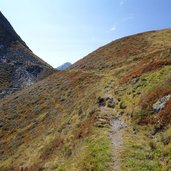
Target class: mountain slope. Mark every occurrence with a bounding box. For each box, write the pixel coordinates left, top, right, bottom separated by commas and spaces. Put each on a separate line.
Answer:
0, 70, 107, 170
1, 28, 171, 170
72, 29, 171, 76
0, 12, 54, 98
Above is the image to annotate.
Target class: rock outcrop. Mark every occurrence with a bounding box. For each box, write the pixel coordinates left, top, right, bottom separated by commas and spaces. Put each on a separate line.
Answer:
0, 11, 54, 98
153, 94, 171, 112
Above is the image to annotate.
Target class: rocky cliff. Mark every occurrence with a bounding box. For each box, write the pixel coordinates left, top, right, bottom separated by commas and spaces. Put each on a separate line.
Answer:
0, 11, 54, 98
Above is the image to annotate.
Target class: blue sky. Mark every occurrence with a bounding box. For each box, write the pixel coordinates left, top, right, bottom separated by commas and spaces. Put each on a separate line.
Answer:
1, 0, 171, 67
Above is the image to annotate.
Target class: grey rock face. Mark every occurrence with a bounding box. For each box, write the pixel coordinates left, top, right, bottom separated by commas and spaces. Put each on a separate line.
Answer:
0, 88, 19, 99
0, 11, 54, 98
152, 94, 171, 112
13, 67, 34, 88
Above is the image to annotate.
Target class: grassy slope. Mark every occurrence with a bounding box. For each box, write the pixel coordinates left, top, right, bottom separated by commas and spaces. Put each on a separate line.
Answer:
1, 29, 171, 170
67, 28, 171, 170
0, 70, 113, 170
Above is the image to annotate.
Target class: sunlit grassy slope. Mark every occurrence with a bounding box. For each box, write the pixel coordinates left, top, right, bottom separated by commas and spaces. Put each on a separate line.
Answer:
1, 28, 171, 170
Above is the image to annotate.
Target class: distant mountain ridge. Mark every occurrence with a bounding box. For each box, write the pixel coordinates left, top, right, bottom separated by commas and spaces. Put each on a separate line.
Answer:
57, 62, 72, 70
0, 11, 54, 98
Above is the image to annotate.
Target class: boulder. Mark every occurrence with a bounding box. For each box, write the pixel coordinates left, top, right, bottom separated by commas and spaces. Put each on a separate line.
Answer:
152, 94, 171, 112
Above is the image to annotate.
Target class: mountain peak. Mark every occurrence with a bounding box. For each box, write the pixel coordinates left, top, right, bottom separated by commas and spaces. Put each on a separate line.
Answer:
57, 62, 72, 70
0, 11, 27, 48
0, 12, 54, 98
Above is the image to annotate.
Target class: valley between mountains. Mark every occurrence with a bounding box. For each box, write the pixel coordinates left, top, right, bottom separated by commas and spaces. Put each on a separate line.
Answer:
1, 12, 171, 171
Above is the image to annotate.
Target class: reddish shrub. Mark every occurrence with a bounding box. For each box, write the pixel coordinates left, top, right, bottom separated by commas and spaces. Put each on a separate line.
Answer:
141, 87, 171, 111
120, 58, 171, 84
138, 87, 171, 126
75, 115, 96, 139
157, 99, 171, 125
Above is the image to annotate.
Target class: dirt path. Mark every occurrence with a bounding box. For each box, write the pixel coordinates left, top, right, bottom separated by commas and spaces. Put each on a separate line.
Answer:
98, 76, 125, 171
110, 118, 125, 171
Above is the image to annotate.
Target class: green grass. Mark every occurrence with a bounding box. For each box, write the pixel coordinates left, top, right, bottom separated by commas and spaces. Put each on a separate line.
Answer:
122, 127, 171, 171
56, 127, 112, 171
82, 128, 112, 171
114, 65, 171, 170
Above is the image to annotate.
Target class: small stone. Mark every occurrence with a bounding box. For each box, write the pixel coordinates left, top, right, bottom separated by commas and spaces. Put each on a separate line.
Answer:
97, 97, 106, 107
120, 102, 127, 109
131, 77, 140, 84
127, 112, 133, 118
98, 118, 108, 123
107, 98, 118, 108
0, 122, 3, 128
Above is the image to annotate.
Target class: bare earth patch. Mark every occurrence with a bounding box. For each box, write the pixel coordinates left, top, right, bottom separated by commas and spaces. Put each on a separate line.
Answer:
110, 118, 125, 171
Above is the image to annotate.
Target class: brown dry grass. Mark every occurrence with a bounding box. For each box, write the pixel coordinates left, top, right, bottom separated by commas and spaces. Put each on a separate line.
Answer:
1, 28, 171, 170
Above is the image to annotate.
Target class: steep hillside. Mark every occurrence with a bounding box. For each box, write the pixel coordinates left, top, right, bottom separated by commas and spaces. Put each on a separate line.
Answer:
72, 29, 171, 76
1, 29, 171, 171
0, 70, 110, 171
0, 12, 54, 98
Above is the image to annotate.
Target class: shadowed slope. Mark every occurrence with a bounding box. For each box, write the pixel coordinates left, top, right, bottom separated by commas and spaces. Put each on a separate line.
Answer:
0, 11, 54, 98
